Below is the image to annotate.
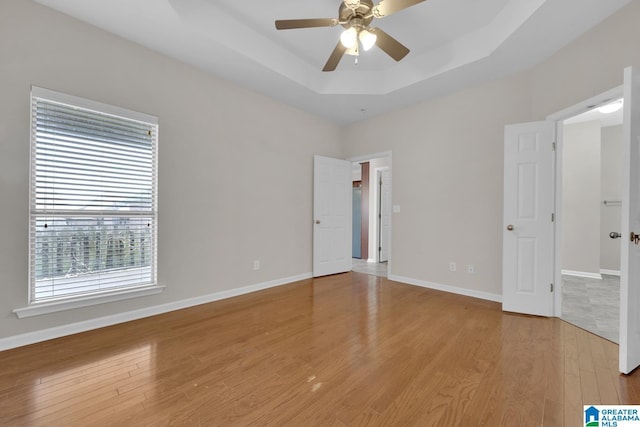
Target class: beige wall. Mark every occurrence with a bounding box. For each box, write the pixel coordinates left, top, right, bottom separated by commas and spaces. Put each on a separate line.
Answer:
0, 0, 342, 340
344, 1, 640, 297
529, 2, 640, 121
561, 121, 602, 275
343, 74, 532, 297
2, 0, 640, 343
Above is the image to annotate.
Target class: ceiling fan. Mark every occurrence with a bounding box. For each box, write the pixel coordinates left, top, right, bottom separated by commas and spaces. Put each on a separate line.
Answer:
275, 0, 426, 72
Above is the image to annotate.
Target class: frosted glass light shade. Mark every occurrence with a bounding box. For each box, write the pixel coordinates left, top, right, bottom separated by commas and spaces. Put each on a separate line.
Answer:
359, 29, 377, 51
598, 99, 623, 114
340, 28, 358, 49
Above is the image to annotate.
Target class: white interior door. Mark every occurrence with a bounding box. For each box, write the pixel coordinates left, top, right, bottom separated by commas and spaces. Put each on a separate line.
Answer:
313, 155, 352, 277
620, 66, 640, 374
379, 169, 391, 262
503, 121, 555, 316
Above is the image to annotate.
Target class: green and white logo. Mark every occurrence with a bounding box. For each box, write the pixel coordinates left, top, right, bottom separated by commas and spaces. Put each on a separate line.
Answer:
584, 406, 640, 427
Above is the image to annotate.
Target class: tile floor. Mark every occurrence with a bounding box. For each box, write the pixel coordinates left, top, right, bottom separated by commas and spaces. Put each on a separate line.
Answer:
352, 258, 388, 277
350, 261, 620, 343
561, 274, 620, 343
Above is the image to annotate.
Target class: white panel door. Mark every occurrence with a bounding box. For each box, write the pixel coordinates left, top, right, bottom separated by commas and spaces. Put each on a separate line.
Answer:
379, 169, 391, 262
503, 121, 555, 316
313, 155, 352, 277
620, 66, 640, 374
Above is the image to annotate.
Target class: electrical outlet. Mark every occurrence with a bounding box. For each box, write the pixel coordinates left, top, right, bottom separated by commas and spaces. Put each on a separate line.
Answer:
449, 262, 456, 272
253, 260, 260, 270
467, 264, 475, 273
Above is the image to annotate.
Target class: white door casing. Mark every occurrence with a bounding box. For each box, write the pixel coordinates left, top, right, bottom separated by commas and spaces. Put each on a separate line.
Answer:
379, 168, 391, 263
313, 155, 352, 277
620, 66, 640, 375
503, 121, 555, 317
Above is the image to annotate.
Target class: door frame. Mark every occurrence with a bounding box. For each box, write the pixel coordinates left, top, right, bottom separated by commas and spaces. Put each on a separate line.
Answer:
376, 167, 390, 263
547, 85, 623, 317
360, 162, 370, 261
352, 181, 363, 259
348, 151, 393, 270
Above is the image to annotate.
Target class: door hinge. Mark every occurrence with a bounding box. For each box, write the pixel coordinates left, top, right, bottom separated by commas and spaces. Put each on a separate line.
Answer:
552, 142, 556, 151
550, 283, 554, 292
378, 246, 382, 252
551, 213, 555, 222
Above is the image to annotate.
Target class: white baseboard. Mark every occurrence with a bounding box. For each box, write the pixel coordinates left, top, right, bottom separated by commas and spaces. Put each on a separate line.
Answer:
388, 274, 502, 303
561, 269, 603, 280
0, 272, 312, 352
600, 269, 621, 276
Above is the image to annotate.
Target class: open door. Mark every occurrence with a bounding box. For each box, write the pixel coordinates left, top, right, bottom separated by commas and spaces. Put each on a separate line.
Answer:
313, 155, 352, 277
620, 66, 640, 374
502, 121, 555, 316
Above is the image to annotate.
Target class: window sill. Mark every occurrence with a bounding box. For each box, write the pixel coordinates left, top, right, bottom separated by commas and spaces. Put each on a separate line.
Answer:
13, 285, 165, 318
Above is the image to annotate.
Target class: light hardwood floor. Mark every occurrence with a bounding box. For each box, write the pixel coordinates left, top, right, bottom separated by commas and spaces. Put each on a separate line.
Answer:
1, 272, 639, 426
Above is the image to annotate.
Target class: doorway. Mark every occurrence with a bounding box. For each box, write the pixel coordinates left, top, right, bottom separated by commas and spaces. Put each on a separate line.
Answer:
504, 67, 640, 373
551, 89, 624, 343
350, 153, 392, 277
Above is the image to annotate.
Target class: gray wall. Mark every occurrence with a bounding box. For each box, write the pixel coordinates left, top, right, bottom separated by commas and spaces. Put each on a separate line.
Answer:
601, 125, 624, 271
560, 122, 623, 276
561, 121, 602, 275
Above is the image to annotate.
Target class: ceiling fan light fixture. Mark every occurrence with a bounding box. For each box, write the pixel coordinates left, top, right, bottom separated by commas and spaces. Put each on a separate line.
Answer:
359, 29, 377, 51
598, 99, 623, 114
340, 27, 358, 48
345, 45, 359, 56
275, 0, 423, 71
344, 0, 360, 10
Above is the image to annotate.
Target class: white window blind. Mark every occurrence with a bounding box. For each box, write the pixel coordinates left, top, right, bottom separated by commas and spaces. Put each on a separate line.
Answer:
30, 87, 158, 303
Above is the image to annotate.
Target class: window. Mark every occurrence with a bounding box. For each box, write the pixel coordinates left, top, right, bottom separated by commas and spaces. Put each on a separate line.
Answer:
29, 87, 158, 304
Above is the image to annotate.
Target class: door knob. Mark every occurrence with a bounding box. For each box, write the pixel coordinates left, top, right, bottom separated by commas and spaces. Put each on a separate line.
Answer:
610, 232, 621, 239
315, 220, 321, 224
506, 225, 514, 231
631, 232, 640, 245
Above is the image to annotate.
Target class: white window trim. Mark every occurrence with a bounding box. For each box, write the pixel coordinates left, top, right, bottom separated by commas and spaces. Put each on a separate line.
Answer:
13, 285, 165, 318
31, 87, 158, 125
22, 86, 160, 316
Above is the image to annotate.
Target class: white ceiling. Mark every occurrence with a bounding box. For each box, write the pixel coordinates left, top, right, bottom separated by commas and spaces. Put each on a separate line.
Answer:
34, 0, 631, 124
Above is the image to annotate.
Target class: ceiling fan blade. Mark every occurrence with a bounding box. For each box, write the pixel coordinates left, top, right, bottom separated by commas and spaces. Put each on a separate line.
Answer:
323, 42, 347, 72
373, 0, 426, 18
275, 18, 338, 30
370, 27, 410, 61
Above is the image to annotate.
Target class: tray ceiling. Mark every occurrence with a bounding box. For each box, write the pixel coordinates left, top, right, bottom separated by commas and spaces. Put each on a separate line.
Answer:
34, 0, 631, 123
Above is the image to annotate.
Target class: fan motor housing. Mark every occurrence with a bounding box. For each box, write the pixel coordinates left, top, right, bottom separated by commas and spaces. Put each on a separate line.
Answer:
339, 0, 374, 29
